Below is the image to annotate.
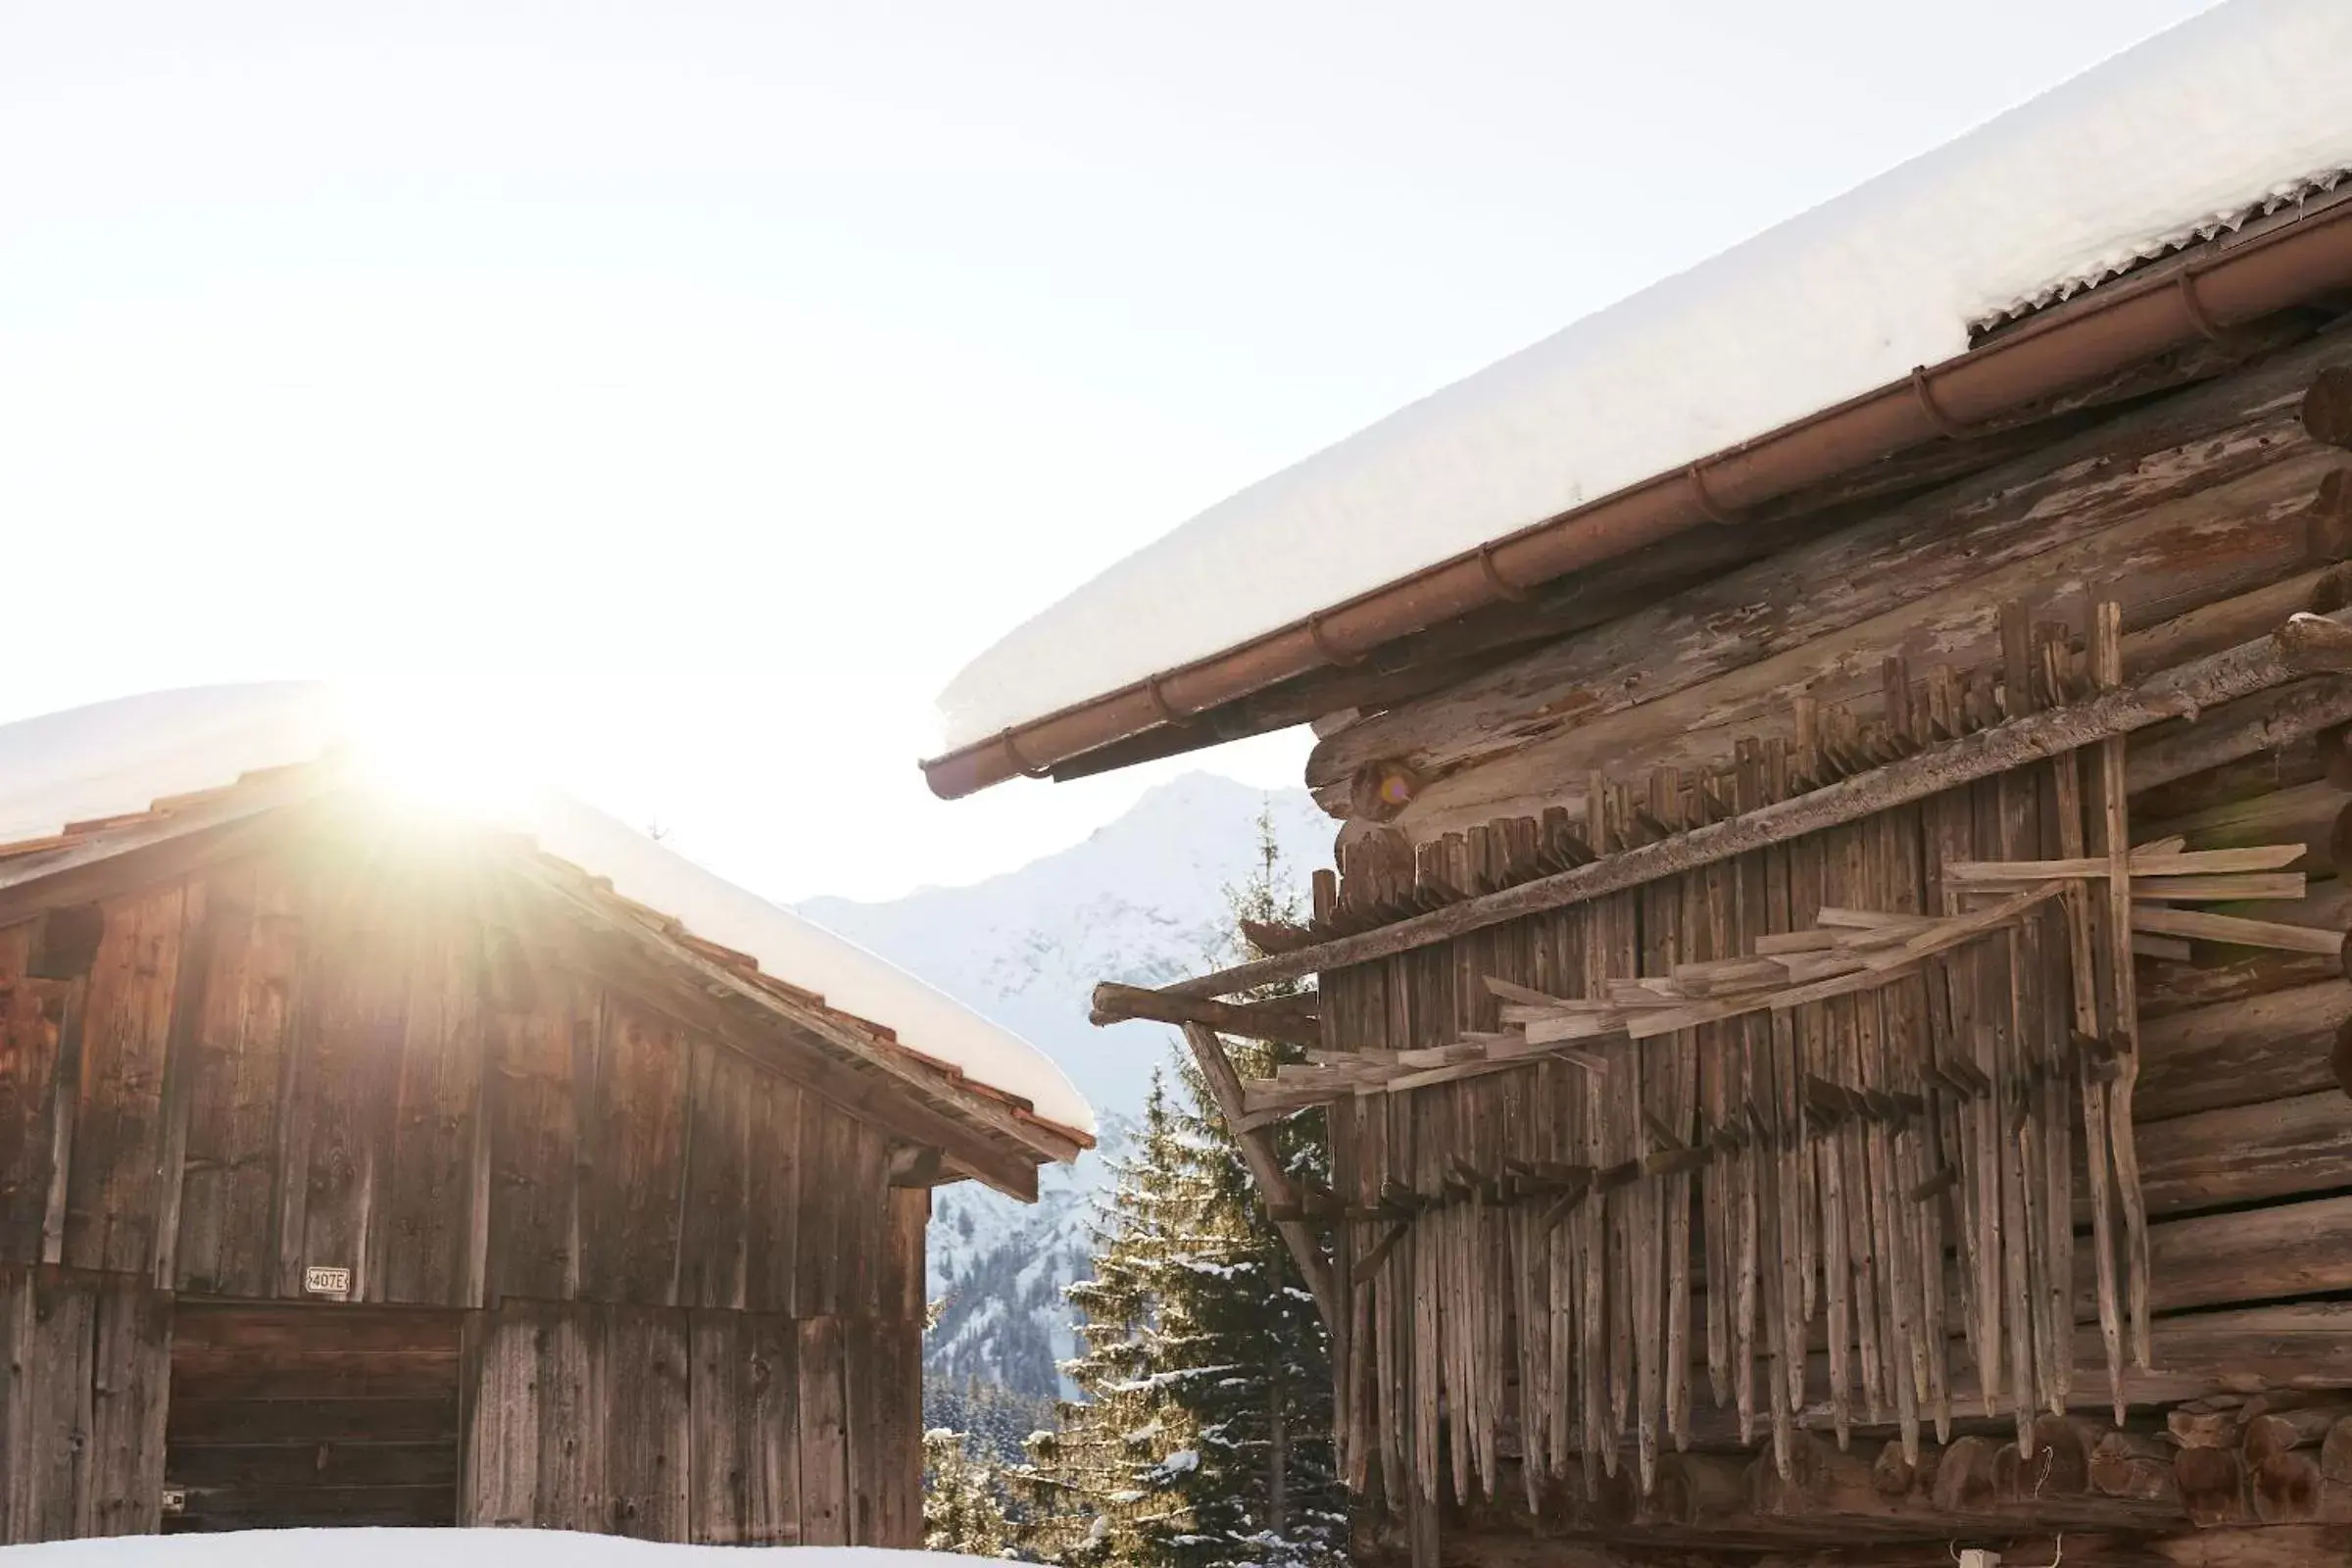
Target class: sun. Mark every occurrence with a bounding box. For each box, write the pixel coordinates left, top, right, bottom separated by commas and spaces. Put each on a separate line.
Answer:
334, 679, 540, 823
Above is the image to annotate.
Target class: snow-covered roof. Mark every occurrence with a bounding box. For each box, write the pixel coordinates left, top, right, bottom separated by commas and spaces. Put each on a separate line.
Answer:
0, 683, 1092, 1141
936, 0, 2352, 754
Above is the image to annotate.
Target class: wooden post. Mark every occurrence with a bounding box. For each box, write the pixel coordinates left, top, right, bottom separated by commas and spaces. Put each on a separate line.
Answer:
1179, 1022, 1339, 1335
2092, 605, 2154, 1368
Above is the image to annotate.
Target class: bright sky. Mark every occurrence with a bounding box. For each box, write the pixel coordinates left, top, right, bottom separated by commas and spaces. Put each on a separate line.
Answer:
0, 0, 2219, 904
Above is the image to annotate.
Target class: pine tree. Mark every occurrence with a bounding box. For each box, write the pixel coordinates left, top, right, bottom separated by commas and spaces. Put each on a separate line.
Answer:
1027, 802, 1346, 1568
1041, 1072, 1208, 1565
1151, 805, 1346, 1568
924, 1426, 1019, 1556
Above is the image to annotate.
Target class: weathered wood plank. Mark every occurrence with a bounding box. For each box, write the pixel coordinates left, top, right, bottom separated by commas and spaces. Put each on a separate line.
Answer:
534, 1303, 603, 1531
481, 948, 585, 1303
842, 1117, 887, 1322
0, 923, 72, 1266
874, 1318, 921, 1546
172, 858, 303, 1298
2133, 1091, 2352, 1218
744, 1074, 803, 1316
843, 1315, 884, 1544
62, 883, 189, 1276
797, 1314, 848, 1545
380, 915, 489, 1306
744, 1311, 803, 1544
84, 1277, 170, 1537
877, 1186, 927, 1325
689, 1309, 751, 1543
2137, 979, 2350, 1120
174, 1396, 458, 1445
604, 1304, 689, 1541
169, 1439, 460, 1490
677, 1037, 752, 1311
793, 1092, 844, 1320
22, 1270, 96, 1541
288, 873, 416, 1301
579, 998, 691, 1304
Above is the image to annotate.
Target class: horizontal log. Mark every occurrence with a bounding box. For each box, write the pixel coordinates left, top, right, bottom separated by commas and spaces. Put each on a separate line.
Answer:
2141, 778, 2345, 877
2134, 1091, 2352, 1214
1313, 332, 2352, 805
166, 1350, 463, 1402
2077, 1194, 2352, 1323
1167, 612, 2352, 997
2136, 980, 2352, 1120
171, 1306, 465, 1354
1386, 1524, 2352, 1568
1371, 459, 2349, 838
167, 1439, 460, 1489
165, 1396, 460, 1445
172, 1483, 454, 1529
2132, 728, 2328, 823
1089, 981, 1320, 1045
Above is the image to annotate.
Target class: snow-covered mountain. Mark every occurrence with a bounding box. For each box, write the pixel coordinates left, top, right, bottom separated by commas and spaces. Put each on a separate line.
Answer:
796, 772, 1331, 1399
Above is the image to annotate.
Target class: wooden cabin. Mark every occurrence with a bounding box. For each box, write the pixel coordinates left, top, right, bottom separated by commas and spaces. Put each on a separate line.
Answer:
930, 10, 2352, 1565
0, 685, 1090, 1543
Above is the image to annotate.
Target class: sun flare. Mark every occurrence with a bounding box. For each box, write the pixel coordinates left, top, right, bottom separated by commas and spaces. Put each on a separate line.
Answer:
335, 680, 540, 822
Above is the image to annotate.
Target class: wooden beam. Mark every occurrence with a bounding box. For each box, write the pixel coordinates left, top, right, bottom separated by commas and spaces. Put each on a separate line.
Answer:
1179, 1022, 1338, 1336
1313, 337, 2352, 808
2126, 676, 2352, 795
1161, 609, 2352, 998
1089, 982, 1320, 1046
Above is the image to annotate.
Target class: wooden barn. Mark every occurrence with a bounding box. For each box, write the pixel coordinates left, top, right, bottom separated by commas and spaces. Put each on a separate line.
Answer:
0, 684, 1091, 1543
928, 8, 2352, 1565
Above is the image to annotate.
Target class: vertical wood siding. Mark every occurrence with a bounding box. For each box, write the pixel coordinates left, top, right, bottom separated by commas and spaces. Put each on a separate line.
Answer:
0, 850, 906, 1315
461, 1284, 921, 1546
0, 840, 946, 1546
0, 1267, 172, 1543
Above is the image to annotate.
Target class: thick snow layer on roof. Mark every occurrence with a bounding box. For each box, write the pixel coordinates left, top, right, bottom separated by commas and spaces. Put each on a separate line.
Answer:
6, 1531, 991, 1568
0, 684, 1091, 1140
936, 0, 2352, 753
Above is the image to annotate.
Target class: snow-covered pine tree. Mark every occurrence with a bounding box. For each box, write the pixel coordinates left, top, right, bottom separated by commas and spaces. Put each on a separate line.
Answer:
1040, 1074, 1208, 1565
1019, 801, 1343, 1568
1152, 805, 1346, 1568
923, 1425, 1019, 1556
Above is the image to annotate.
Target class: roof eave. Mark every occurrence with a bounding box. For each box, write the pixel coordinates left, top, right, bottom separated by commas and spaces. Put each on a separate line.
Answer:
923, 184, 2352, 801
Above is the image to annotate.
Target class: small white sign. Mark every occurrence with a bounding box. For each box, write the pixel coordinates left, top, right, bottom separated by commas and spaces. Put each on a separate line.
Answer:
303, 1264, 352, 1298
160, 1487, 187, 1516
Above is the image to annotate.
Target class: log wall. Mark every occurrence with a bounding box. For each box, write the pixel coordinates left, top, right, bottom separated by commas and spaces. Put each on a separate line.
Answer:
1291, 335, 2352, 1560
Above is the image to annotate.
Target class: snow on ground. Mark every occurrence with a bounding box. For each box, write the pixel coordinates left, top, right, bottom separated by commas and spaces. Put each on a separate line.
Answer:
0, 683, 1089, 1138
2, 1531, 994, 1567
937, 0, 2352, 753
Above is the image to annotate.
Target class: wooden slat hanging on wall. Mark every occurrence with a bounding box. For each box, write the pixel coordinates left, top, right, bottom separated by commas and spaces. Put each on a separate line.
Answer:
1305, 601, 2342, 1513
